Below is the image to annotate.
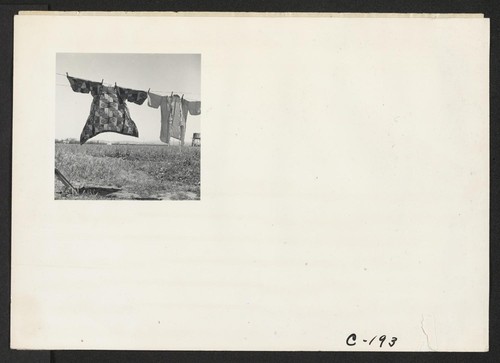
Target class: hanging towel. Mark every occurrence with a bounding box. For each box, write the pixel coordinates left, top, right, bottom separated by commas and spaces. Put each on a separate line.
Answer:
147, 92, 171, 144
67, 75, 147, 144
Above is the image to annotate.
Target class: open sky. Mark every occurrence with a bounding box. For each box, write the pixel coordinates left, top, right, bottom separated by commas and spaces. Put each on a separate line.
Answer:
56, 53, 201, 144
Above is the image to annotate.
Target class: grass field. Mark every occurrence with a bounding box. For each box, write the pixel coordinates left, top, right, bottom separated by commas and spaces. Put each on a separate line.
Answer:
55, 143, 200, 200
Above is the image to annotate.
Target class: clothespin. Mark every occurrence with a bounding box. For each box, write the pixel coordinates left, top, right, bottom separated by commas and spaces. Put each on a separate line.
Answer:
66, 72, 68, 77
181, 94, 184, 100
115, 82, 117, 88
147, 88, 150, 94
170, 91, 173, 97
101, 79, 104, 85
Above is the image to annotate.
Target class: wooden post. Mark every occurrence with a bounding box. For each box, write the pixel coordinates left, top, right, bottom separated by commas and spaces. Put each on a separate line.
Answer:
55, 168, 78, 194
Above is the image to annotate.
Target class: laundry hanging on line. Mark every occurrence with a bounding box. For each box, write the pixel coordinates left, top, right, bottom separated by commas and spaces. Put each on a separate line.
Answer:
64, 73, 201, 144
169, 95, 185, 144
147, 92, 201, 145
66, 75, 147, 144
146, 92, 171, 144
180, 98, 201, 143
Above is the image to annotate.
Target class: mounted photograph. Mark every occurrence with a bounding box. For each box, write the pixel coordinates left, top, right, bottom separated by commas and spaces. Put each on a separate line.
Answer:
55, 53, 201, 200
12, 13, 489, 352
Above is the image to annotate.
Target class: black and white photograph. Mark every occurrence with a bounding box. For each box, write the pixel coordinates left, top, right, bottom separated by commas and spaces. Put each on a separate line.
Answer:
55, 53, 201, 200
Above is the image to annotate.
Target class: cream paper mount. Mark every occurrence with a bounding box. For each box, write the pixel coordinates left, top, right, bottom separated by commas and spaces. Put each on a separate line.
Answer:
11, 12, 489, 351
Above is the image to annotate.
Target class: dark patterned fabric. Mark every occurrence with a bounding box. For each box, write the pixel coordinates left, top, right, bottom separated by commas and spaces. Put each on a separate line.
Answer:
67, 75, 147, 144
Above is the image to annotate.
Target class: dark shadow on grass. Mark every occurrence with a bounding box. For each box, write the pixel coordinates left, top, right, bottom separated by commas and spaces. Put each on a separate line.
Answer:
78, 186, 121, 196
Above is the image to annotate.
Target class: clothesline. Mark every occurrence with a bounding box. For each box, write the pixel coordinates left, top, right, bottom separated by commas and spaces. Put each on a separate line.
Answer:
55, 72, 200, 97
63, 73, 201, 145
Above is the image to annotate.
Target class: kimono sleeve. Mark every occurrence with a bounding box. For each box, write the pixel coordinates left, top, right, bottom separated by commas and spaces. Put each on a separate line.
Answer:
66, 75, 99, 94
187, 100, 201, 115
118, 87, 148, 105
147, 92, 163, 109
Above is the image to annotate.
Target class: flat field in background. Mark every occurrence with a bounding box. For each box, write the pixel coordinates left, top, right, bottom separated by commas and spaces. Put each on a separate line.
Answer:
55, 143, 200, 200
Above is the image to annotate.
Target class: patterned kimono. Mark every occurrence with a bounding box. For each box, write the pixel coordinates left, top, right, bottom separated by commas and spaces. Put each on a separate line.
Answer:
67, 75, 147, 144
